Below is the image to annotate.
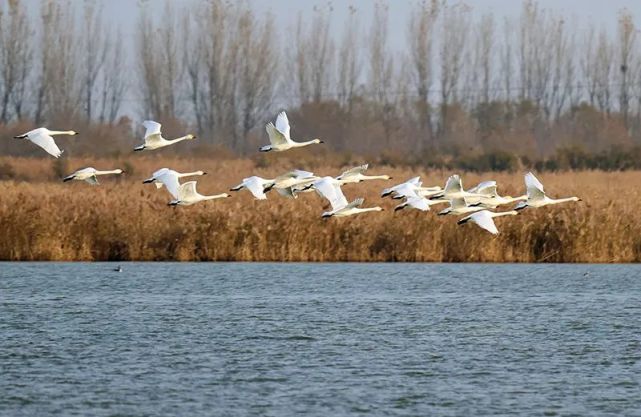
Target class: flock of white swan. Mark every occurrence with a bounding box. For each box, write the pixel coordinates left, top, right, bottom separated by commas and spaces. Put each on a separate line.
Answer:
13, 111, 580, 235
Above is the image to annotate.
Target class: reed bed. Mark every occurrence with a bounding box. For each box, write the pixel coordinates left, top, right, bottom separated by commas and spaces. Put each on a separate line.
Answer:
0, 156, 638, 262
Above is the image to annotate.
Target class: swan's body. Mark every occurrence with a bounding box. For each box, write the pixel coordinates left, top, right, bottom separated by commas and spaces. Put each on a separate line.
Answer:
14, 128, 78, 158
336, 164, 390, 183
457, 210, 519, 235
134, 121, 196, 151
394, 194, 432, 212
143, 168, 206, 199
314, 176, 383, 218
168, 181, 230, 206
466, 180, 527, 208
515, 172, 580, 210
272, 170, 318, 199
382, 176, 441, 199
259, 111, 323, 152
230, 176, 275, 200
63, 167, 123, 184
438, 197, 484, 216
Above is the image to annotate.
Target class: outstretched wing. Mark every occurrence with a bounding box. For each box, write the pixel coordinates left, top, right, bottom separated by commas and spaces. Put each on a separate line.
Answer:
406, 196, 430, 211
275, 111, 291, 140
338, 164, 368, 179
344, 197, 364, 209
143, 120, 162, 138
470, 211, 499, 235
156, 171, 181, 200
266, 122, 288, 146
444, 174, 463, 194
178, 181, 199, 200
524, 172, 545, 200
314, 178, 348, 211
469, 180, 497, 196
244, 176, 268, 200
29, 131, 63, 158
85, 175, 99, 185
450, 196, 468, 210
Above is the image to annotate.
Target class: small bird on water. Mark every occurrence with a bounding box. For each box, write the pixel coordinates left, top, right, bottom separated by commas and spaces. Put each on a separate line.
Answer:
114, 265, 122, 272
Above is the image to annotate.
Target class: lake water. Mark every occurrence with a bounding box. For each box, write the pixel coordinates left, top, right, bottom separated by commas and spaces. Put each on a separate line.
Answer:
1, 263, 640, 416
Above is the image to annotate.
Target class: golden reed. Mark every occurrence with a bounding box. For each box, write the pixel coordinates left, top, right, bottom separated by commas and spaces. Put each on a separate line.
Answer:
0, 156, 638, 262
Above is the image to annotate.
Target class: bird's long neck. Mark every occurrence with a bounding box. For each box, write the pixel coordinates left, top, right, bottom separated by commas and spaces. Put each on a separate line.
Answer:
94, 169, 121, 175
354, 207, 383, 214
48, 130, 75, 136
293, 139, 319, 147
203, 193, 228, 201
361, 175, 390, 180
166, 135, 192, 145
549, 196, 579, 205
492, 210, 518, 218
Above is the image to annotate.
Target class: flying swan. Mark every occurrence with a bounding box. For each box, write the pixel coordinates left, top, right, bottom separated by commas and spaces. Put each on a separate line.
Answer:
63, 167, 123, 184
143, 168, 206, 199
259, 111, 323, 152
515, 172, 580, 210
336, 164, 391, 183
14, 128, 78, 158
134, 121, 197, 151
457, 210, 518, 234
230, 176, 276, 200
313, 176, 383, 218
168, 181, 230, 206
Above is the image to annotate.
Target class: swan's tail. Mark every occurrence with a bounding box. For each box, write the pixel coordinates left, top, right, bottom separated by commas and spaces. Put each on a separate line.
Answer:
259, 145, 271, 152
62, 175, 75, 182
134, 145, 145, 151
13, 134, 28, 139
230, 184, 244, 191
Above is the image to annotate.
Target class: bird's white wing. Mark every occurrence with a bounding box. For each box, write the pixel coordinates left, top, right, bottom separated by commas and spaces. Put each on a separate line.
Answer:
314, 178, 348, 210
143, 120, 162, 138
292, 169, 314, 179
275, 111, 291, 141
178, 181, 199, 200
469, 180, 497, 196
525, 172, 545, 200
392, 183, 418, 198
444, 175, 463, 194
470, 211, 499, 235
338, 164, 368, 178
276, 186, 295, 198
407, 176, 422, 186
85, 175, 99, 185
450, 196, 468, 210
152, 168, 170, 178
157, 171, 181, 199
344, 197, 364, 209
245, 176, 267, 200
406, 196, 430, 211
29, 131, 63, 158
265, 122, 288, 146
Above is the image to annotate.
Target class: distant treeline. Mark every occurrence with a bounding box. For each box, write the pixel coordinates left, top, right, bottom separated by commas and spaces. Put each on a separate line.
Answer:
1, 0, 641, 166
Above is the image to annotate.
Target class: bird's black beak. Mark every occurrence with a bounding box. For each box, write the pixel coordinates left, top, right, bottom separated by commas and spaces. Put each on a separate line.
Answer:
202, 172, 207, 175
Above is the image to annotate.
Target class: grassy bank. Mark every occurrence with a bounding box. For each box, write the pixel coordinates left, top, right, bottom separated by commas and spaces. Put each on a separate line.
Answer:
0, 156, 637, 262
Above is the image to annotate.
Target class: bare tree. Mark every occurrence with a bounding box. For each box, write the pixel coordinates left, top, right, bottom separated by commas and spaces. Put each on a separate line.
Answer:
0, 0, 32, 122
616, 9, 636, 128
337, 5, 361, 114
98, 29, 126, 123
407, 0, 439, 145
80, 1, 108, 121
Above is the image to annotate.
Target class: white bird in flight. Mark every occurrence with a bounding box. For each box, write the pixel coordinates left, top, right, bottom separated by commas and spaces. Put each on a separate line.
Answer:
272, 169, 318, 198
438, 196, 485, 216
259, 111, 323, 152
13, 128, 78, 158
134, 121, 197, 151
168, 181, 230, 206
457, 210, 519, 235
336, 164, 391, 183
143, 168, 207, 199
313, 176, 383, 218
230, 176, 275, 200
63, 167, 123, 184
466, 180, 527, 208
435, 174, 486, 201
515, 172, 581, 210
